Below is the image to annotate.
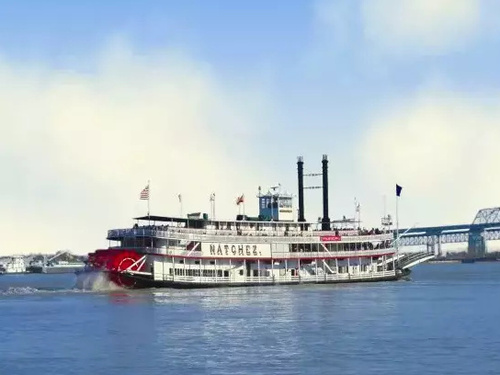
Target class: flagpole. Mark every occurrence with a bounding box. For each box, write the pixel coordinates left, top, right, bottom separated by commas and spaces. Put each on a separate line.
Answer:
354, 197, 360, 227
147, 180, 150, 218
210, 193, 216, 220
179, 194, 183, 218
396, 187, 400, 258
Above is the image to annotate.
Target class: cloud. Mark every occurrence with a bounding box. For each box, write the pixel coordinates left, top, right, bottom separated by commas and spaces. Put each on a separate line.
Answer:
360, 87, 500, 228
0, 39, 274, 255
313, 0, 500, 57
361, 0, 481, 55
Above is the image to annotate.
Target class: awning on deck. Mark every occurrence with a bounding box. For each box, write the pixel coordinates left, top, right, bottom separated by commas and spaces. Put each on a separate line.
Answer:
133, 215, 189, 223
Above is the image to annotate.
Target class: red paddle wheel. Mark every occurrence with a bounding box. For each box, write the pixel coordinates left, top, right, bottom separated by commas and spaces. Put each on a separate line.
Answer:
86, 249, 146, 288
108, 250, 145, 288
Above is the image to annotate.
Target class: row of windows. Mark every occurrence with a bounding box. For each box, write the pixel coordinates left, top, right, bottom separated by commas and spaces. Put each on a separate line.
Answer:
290, 241, 391, 252
169, 265, 375, 278
337, 265, 369, 272
170, 268, 273, 277
171, 268, 229, 277
260, 198, 292, 209
175, 260, 213, 265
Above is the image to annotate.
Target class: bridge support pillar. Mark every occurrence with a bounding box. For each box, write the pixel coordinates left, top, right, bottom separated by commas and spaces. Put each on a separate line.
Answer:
437, 235, 442, 258
468, 230, 486, 258
426, 236, 436, 255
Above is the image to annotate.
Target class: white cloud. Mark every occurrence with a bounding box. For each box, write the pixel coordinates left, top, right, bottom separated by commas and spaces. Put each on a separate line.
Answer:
360, 88, 500, 228
0, 39, 274, 255
313, 0, 497, 56
360, 0, 481, 54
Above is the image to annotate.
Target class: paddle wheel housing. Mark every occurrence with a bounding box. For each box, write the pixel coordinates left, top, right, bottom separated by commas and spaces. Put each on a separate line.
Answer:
86, 249, 146, 288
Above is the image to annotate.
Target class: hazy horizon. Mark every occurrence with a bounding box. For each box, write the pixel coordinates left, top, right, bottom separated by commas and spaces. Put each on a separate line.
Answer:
1, 0, 500, 255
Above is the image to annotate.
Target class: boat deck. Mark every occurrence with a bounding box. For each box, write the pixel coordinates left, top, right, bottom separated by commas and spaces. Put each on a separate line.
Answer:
122, 270, 400, 289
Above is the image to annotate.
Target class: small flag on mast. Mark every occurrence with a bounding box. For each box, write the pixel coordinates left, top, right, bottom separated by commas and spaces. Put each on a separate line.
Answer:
236, 194, 244, 205
140, 184, 149, 200
396, 184, 402, 197
178, 194, 182, 203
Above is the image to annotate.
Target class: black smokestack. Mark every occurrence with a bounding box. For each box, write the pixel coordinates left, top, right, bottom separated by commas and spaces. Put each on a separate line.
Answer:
297, 156, 305, 222
321, 154, 330, 230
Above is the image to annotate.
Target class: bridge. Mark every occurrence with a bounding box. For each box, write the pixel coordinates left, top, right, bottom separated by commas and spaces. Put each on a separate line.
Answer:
397, 207, 500, 258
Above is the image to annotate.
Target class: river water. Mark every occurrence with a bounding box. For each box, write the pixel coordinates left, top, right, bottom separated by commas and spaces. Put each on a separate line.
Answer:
1, 263, 499, 375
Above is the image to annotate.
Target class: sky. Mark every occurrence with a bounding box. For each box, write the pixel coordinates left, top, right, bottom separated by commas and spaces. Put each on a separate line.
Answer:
1, 0, 500, 255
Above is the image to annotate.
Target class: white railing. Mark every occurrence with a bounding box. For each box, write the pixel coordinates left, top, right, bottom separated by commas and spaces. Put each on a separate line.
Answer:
154, 270, 396, 284
271, 249, 393, 259
109, 246, 394, 259
143, 246, 393, 258
108, 228, 392, 244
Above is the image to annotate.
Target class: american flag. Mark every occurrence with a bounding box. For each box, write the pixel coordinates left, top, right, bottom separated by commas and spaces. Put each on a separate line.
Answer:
236, 194, 244, 205
140, 184, 149, 200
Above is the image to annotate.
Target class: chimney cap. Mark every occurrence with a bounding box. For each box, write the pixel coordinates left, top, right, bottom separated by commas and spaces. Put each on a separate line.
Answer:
297, 156, 303, 162
322, 154, 328, 161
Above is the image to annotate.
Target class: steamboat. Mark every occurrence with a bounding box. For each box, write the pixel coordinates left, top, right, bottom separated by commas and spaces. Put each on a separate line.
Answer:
81, 155, 413, 289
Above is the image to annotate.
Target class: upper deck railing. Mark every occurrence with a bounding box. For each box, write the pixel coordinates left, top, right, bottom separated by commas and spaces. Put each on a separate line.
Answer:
108, 226, 392, 244
108, 246, 395, 259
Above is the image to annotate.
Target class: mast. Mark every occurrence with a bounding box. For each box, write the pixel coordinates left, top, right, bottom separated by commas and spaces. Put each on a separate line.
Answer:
321, 154, 330, 230
297, 156, 305, 222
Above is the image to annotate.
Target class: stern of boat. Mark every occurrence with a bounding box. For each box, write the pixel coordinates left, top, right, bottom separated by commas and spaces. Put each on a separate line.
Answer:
81, 249, 150, 288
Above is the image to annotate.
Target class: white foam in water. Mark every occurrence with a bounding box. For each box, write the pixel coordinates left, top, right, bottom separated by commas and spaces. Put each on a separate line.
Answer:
76, 271, 124, 292
2, 286, 41, 295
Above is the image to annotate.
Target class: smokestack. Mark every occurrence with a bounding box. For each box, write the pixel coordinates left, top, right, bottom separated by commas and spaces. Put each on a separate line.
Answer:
321, 154, 330, 230
297, 156, 305, 222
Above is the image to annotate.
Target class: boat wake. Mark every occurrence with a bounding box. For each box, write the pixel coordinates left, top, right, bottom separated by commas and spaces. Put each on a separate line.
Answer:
75, 271, 124, 292
0, 271, 124, 296
0, 286, 43, 295
0, 285, 82, 296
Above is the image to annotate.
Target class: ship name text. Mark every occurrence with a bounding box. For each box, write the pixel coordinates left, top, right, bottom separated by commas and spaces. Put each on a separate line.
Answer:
201, 243, 271, 258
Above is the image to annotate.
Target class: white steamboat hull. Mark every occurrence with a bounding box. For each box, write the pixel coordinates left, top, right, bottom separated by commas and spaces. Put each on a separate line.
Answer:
114, 269, 404, 289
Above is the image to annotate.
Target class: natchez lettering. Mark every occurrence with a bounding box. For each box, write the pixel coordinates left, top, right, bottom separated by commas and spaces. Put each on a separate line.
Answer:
209, 244, 262, 256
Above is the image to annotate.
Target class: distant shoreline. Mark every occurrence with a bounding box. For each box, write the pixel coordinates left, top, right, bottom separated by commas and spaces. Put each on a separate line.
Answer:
426, 258, 500, 264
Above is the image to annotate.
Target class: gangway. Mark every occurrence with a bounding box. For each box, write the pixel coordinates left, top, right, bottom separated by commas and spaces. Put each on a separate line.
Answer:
397, 251, 435, 270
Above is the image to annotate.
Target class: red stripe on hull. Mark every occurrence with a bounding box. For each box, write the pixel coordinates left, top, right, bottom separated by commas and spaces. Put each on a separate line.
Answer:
88, 248, 394, 262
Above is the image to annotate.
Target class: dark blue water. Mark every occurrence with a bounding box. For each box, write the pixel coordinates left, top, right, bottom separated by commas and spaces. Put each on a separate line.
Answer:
1, 264, 499, 375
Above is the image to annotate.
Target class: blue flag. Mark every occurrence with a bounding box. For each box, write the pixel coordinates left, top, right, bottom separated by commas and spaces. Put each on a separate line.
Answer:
396, 184, 402, 197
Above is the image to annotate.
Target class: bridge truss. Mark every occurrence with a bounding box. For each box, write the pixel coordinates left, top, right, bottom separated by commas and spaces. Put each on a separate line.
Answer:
472, 207, 500, 225
398, 207, 500, 257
